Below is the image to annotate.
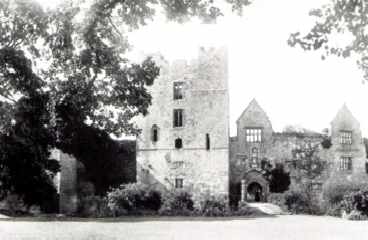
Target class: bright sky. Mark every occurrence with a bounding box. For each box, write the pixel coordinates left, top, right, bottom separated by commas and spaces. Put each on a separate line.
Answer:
37, 0, 368, 137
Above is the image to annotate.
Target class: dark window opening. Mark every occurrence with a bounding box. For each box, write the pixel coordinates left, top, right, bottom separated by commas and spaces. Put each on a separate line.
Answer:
151, 124, 159, 142
173, 82, 184, 100
175, 138, 183, 149
173, 109, 184, 127
206, 133, 210, 150
175, 178, 183, 188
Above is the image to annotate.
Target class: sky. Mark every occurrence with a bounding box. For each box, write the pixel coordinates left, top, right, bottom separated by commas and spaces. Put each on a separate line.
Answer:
36, 0, 368, 137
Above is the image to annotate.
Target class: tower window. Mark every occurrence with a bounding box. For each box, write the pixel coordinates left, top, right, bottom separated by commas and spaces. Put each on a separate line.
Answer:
173, 109, 184, 127
175, 138, 183, 149
175, 178, 183, 188
339, 156, 352, 171
246, 128, 262, 143
173, 82, 184, 100
206, 133, 210, 150
151, 124, 159, 142
340, 131, 352, 145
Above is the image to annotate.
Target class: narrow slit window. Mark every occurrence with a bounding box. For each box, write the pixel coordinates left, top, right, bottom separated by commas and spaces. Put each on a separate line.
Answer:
151, 124, 159, 142
173, 109, 184, 127
206, 133, 210, 150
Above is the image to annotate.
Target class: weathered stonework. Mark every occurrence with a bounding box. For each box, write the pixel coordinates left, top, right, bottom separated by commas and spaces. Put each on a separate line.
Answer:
328, 105, 368, 183
136, 47, 229, 204
230, 100, 368, 204
52, 149, 78, 215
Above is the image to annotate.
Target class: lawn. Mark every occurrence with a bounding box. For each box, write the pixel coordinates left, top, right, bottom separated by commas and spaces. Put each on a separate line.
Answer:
0, 215, 367, 240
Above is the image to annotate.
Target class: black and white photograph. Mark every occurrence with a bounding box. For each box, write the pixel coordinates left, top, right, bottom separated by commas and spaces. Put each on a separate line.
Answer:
1, 0, 368, 239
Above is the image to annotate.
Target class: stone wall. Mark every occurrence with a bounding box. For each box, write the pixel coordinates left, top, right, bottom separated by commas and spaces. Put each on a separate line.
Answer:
136, 47, 229, 204
329, 105, 368, 182
55, 150, 78, 215
230, 100, 368, 204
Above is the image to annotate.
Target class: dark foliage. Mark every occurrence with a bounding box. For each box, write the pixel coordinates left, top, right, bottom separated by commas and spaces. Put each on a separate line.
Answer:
199, 195, 229, 217
321, 137, 332, 149
107, 183, 163, 216
288, 0, 368, 81
0, 0, 251, 210
0, 93, 59, 208
159, 190, 194, 216
57, 123, 136, 195
229, 181, 241, 208
342, 188, 368, 216
268, 164, 291, 193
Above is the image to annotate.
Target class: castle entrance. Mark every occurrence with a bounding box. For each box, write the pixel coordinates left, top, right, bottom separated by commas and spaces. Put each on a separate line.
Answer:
247, 182, 263, 202
241, 169, 269, 202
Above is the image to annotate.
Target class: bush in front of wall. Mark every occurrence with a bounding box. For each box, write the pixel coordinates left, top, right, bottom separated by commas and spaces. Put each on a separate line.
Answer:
106, 183, 162, 216
284, 188, 310, 214
78, 195, 113, 217
158, 190, 194, 216
198, 195, 230, 217
322, 180, 362, 206
341, 187, 368, 218
324, 203, 343, 217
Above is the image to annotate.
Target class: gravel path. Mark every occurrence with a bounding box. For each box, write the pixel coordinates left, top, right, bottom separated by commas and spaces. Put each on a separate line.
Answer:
0, 215, 367, 240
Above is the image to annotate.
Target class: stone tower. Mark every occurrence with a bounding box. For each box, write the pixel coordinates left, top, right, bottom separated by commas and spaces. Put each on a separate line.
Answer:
136, 47, 229, 204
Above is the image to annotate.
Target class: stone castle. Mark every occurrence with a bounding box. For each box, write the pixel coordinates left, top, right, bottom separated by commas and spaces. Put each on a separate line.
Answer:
136, 46, 368, 206
52, 46, 368, 214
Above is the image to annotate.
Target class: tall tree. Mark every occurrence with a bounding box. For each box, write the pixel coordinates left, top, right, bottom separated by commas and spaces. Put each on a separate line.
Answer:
288, 0, 368, 81
0, 0, 252, 208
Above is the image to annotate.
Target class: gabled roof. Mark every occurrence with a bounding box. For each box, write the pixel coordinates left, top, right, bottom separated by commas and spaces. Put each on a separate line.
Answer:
236, 98, 272, 125
331, 103, 360, 126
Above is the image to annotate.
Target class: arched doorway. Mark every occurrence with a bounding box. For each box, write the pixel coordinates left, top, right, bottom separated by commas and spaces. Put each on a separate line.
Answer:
241, 169, 269, 202
247, 182, 263, 202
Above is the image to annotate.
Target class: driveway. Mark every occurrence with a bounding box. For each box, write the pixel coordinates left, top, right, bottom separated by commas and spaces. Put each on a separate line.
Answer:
0, 215, 367, 240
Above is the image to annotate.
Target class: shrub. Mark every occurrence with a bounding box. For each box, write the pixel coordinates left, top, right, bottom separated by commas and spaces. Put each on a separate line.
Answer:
325, 203, 342, 217
268, 165, 291, 193
323, 180, 362, 206
322, 179, 368, 218
198, 195, 229, 217
342, 187, 368, 217
78, 181, 96, 197
78, 195, 113, 217
284, 188, 311, 214
159, 190, 194, 216
0, 194, 29, 216
107, 183, 162, 216
229, 181, 241, 209
346, 210, 368, 221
